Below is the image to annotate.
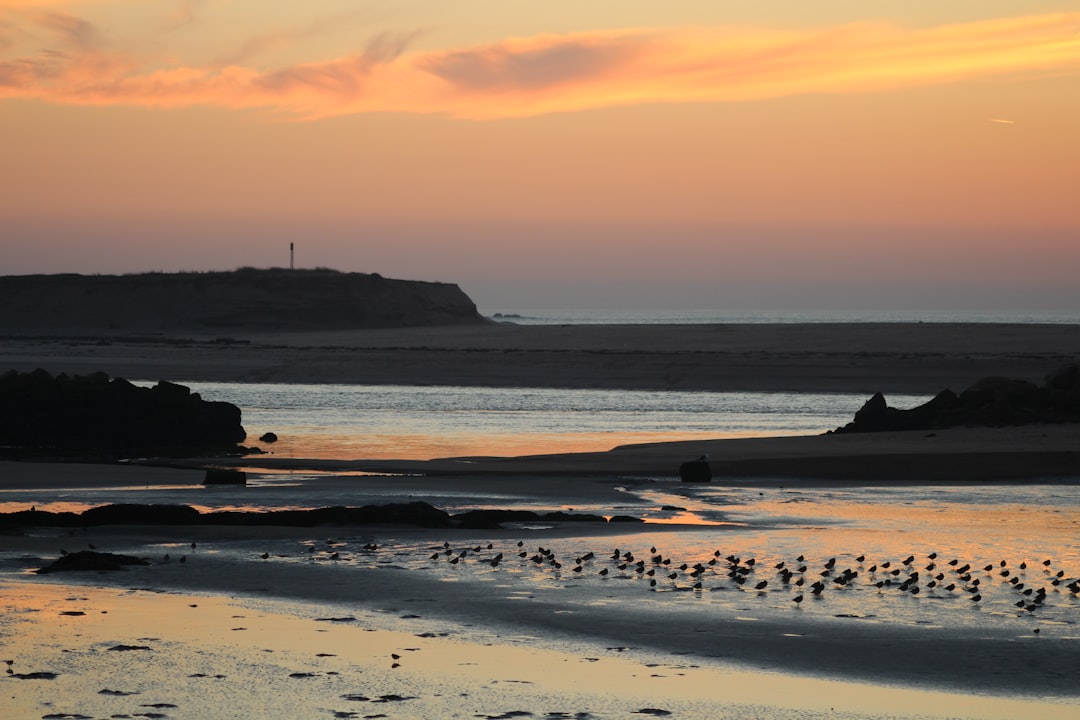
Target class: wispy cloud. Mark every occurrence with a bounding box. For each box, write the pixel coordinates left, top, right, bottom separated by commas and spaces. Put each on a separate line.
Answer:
1, 12, 1079, 120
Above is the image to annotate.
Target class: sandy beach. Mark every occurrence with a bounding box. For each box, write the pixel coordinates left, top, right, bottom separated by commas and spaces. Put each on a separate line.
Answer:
2, 322, 1079, 718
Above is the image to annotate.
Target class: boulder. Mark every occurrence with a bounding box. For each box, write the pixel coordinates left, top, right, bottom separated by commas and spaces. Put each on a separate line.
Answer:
259, 432, 278, 443
204, 468, 247, 485
80, 504, 201, 526
679, 459, 712, 483
0, 369, 246, 458
36, 550, 151, 574
453, 509, 542, 529
852, 392, 889, 428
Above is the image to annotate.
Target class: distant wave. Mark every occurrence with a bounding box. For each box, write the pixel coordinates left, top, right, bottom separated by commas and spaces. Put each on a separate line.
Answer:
484, 309, 1080, 325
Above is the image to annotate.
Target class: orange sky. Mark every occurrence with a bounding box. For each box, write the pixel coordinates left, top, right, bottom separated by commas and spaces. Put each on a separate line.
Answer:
2, 1, 1078, 311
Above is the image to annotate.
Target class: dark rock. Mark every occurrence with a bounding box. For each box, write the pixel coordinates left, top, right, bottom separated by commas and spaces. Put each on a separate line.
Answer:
0, 509, 82, 527
453, 509, 542, 529
852, 392, 889, 427
204, 468, 247, 485
36, 550, 151, 574
679, 459, 712, 483
835, 363, 1080, 433
12, 671, 60, 680
540, 511, 608, 522
79, 503, 201, 526
205, 501, 453, 529
259, 432, 278, 443
608, 515, 646, 523
0, 369, 246, 459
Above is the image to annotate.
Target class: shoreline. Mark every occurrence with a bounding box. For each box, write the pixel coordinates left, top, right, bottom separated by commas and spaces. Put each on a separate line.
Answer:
6, 578, 1076, 720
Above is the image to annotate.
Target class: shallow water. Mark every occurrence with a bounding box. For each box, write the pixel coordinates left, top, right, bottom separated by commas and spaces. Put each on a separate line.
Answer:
142, 381, 931, 459
8, 478, 1077, 646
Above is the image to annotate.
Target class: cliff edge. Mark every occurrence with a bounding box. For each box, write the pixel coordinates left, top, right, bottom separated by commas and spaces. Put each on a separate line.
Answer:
0, 268, 487, 334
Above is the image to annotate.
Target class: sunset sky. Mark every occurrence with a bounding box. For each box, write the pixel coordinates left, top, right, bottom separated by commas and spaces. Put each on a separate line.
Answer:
3, 1, 1079, 312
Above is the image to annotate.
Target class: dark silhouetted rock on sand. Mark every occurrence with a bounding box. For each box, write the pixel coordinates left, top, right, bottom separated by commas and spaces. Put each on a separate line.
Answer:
836, 363, 1080, 433
36, 550, 151, 574
0, 267, 486, 334
0, 369, 245, 458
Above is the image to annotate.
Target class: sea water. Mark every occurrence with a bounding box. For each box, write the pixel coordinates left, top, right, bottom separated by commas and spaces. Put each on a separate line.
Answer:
487, 308, 1080, 325
157, 381, 932, 460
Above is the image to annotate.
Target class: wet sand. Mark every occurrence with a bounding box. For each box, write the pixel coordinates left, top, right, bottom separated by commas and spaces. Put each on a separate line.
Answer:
5, 577, 1074, 720
4, 321, 1079, 392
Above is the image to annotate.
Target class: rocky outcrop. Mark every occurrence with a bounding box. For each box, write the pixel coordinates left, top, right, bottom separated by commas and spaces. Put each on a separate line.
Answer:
835, 363, 1080, 433
36, 550, 151, 574
204, 468, 247, 485
2, 502, 618, 530
0, 369, 245, 458
0, 268, 486, 334
679, 458, 712, 483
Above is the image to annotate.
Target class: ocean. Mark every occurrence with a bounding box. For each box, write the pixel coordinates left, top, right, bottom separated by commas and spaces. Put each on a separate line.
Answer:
486, 308, 1080, 325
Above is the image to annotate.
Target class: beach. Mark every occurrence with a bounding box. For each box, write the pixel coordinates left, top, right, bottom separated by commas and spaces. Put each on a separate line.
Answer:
2, 322, 1079, 718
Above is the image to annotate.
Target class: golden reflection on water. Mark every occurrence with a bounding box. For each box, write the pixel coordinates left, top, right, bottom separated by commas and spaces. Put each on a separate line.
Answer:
4, 580, 1076, 720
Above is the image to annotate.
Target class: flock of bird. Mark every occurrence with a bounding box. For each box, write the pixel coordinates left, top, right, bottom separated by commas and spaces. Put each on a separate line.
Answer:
416, 539, 1080, 618
69, 534, 1080, 619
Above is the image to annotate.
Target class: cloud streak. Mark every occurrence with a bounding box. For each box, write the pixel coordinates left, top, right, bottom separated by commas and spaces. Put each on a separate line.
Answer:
1, 12, 1079, 119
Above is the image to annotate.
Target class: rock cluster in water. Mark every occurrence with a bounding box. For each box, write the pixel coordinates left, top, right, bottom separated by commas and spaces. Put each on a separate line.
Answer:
1, 502, 612, 530
835, 364, 1080, 433
0, 369, 246, 458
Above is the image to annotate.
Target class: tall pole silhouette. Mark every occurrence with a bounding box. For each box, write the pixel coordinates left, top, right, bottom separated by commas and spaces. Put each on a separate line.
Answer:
290, 242, 294, 270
